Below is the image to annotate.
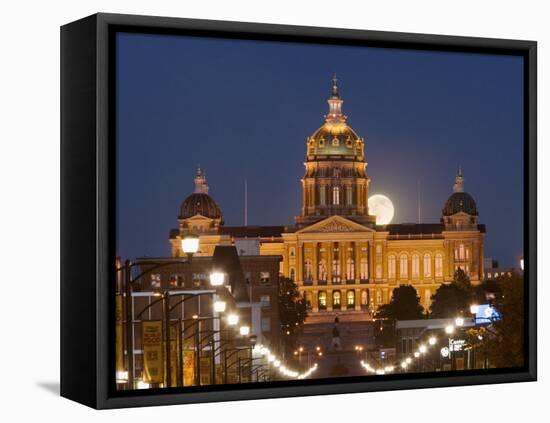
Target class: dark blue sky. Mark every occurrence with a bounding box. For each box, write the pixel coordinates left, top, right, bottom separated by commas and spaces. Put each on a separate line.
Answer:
116, 32, 524, 267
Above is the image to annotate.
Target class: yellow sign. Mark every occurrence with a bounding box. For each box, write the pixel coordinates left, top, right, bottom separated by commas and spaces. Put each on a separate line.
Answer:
183, 350, 195, 386
115, 295, 124, 373
142, 321, 163, 384
164, 323, 178, 387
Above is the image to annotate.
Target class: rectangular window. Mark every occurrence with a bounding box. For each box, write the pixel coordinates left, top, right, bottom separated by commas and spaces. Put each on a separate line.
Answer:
151, 274, 161, 289
169, 274, 184, 287
260, 295, 270, 305
260, 272, 270, 284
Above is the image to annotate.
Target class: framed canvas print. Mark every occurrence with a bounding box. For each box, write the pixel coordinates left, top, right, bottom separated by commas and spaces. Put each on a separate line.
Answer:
60, 13, 537, 409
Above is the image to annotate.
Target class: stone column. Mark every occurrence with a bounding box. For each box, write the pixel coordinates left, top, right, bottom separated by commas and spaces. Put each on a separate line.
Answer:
355, 288, 361, 311
312, 241, 318, 283
297, 241, 303, 284
327, 242, 333, 283
369, 242, 374, 281
340, 241, 346, 282
327, 290, 333, 311
355, 242, 361, 283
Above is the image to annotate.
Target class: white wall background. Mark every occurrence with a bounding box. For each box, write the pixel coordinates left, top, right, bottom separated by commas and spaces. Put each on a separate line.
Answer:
0, 0, 546, 420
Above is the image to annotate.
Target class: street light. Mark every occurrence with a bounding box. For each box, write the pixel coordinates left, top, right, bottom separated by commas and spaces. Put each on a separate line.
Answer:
470, 304, 480, 315
455, 317, 464, 327
428, 337, 437, 346
181, 234, 199, 257
213, 300, 227, 313
226, 313, 239, 326
210, 271, 225, 287
445, 324, 455, 334
405, 357, 412, 364
419, 345, 427, 354
520, 255, 524, 271
240, 325, 250, 336
414, 352, 420, 358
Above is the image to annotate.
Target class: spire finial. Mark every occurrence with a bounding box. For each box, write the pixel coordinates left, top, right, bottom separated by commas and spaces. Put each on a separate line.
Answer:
331, 74, 340, 99
194, 165, 209, 194
453, 166, 464, 193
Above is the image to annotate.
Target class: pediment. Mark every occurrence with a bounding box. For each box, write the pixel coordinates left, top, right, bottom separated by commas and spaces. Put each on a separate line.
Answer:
180, 214, 215, 223
297, 216, 374, 234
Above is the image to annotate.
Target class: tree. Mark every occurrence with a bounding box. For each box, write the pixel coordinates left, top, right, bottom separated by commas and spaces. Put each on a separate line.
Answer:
429, 269, 472, 318
454, 267, 471, 291
278, 277, 307, 343
479, 272, 524, 368
376, 285, 424, 320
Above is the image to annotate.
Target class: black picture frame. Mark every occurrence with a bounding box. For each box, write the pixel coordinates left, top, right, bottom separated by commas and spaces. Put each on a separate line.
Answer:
60, 12, 537, 409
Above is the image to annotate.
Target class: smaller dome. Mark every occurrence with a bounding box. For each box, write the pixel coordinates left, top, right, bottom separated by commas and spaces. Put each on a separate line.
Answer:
442, 192, 478, 216
180, 193, 222, 220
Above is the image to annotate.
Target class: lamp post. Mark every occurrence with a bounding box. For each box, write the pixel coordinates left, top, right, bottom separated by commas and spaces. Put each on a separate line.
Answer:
122, 234, 199, 389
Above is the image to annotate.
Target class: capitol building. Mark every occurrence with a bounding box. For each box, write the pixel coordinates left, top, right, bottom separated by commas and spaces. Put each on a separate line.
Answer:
169, 78, 486, 321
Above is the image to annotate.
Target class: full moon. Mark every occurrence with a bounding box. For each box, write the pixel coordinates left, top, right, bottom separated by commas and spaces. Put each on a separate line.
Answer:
368, 194, 395, 225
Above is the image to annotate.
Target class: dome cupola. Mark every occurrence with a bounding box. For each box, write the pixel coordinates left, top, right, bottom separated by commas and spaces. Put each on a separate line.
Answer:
179, 166, 223, 221
442, 167, 479, 230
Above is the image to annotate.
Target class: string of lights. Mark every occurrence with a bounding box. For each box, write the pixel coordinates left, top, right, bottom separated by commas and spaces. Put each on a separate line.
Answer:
359, 335, 439, 375
254, 344, 318, 379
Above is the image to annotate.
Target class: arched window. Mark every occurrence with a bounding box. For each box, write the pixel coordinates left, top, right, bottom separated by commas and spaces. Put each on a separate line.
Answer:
388, 255, 396, 279
347, 290, 355, 309
423, 253, 432, 278
346, 186, 353, 205
346, 258, 355, 280
376, 264, 382, 279
289, 247, 295, 257
435, 253, 443, 277
361, 290, 368, 305
290, 268, 295, 282
412, 254, 420, 278
318, 291, 327, 310
333, 291, 341, 309
360, 257, 368, 280
319, 186, 326, 205
332, 258, 341, 282
459, 243, 465, 260
399, 254, 408, 278
332, 186, 340, 205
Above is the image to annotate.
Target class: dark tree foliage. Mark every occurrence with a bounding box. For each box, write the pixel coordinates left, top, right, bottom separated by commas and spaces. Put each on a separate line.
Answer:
429, 283, 470, 318
278, 277, 307, 338
453, 267, 471, 291
376, 285, 424, 320
481, 272, 524, 368
429, 269, 473, 318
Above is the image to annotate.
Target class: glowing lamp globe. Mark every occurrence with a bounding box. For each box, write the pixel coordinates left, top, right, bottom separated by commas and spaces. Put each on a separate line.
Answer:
226, 314, 239, 326
181, 234, 199, 255
368, 194, 395, 225
209, 271, 225, 286
213, 300, 226, 313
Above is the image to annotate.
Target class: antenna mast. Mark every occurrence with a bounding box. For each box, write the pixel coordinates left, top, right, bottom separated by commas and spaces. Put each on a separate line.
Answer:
244, 178, 248, 227
417, 179, 422, 224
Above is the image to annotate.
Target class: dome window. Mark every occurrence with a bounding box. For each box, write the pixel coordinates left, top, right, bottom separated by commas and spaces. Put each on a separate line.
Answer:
319, 139, 325, 148
332, 137, 340, 146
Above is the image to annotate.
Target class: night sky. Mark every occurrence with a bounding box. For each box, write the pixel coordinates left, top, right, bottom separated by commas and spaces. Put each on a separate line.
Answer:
116, 32, 524, 267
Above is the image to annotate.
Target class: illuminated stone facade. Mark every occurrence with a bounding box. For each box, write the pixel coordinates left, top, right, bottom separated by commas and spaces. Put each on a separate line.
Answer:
169, 79, 486, 320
